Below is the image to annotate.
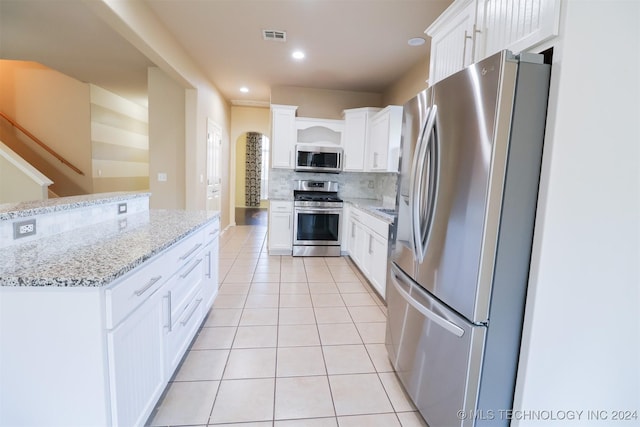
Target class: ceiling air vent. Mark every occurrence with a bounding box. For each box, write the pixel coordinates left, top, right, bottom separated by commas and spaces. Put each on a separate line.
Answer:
263, 30, 287, 42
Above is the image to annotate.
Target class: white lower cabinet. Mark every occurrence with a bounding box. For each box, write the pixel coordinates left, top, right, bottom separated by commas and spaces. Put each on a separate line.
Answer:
163, 255, 205, 377
367, 231, 388, 297
268, 200, 293, 255
202, 221, 220, 310
0, 217, 220, 427
346, 206, 390, 299
107, 291, 165, 427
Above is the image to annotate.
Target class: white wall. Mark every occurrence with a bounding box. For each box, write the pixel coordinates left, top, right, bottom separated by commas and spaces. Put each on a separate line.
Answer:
148, 67, 185, 209
0, 60, 93, 196
90, 84, 149, 193
513, 2, 640, 424
88, 0, 232, 226
271, 86, 383, 119
230, 106, 271, 211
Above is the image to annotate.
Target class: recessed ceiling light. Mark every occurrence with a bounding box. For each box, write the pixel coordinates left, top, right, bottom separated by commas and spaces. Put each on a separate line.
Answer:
292, 50, 305, 60
408, 37, 426, 47
240, 87, 249, 93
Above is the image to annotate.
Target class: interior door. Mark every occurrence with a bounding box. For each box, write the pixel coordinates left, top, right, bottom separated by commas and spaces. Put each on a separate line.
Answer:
206, 118, 222, 212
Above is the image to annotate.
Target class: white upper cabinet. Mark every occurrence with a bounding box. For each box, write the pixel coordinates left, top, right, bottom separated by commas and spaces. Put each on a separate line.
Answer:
427, 0, 478, 84
367, 106, 403, 172
481, 0, 562, 58
296, 117, 343, 146
426, 0, 561, 84
342, 107, 380, 171
271, 104, 298, 169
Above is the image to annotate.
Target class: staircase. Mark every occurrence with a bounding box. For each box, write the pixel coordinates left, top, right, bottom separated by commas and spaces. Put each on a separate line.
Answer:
0, 111, 87, 202
0, 140, 54, 204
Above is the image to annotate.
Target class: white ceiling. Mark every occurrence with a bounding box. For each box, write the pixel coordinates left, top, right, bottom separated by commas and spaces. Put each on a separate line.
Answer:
0, 0, 452, 107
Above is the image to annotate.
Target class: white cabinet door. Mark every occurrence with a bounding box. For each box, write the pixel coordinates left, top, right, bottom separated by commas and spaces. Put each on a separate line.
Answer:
352, 220, 367, 270
107, 292, 165, 427
427, 0, 478, 84
345, 207, 390, 301
427, 0, 561, 85
202, 219, 220, 310
367, 106, 403, 172
367, 231, 388, 298
346, 216, 357, 257
268, 201, 293, 254
480, 0, 561, 57
342, 108, 380, 171
271, 105, 298, 169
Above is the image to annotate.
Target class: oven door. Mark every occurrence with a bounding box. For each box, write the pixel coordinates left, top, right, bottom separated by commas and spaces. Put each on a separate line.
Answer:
293, 207, 342, 246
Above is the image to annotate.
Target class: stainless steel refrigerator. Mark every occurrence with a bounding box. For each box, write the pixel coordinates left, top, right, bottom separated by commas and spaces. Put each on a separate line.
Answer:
385, 51, 551, 427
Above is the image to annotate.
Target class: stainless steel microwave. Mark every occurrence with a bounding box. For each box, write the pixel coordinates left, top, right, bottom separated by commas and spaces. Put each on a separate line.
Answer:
295, 144, 343, 173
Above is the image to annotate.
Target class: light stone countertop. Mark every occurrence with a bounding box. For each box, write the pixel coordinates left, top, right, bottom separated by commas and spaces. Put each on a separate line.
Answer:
0, 209, 219, 287
0, 191, 151, 221
343, 198, 396, 224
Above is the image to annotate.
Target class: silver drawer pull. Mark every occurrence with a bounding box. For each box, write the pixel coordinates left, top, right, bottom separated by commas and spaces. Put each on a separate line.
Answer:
179, 243, 202, 260
165, 291, 172, 332
205, 252, 212, 279
180, 298, 203, 326
134, 275, 162, 297
180, 258, 203, 279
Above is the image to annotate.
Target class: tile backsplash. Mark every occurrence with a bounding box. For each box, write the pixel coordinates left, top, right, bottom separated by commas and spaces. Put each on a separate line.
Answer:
269, 169, 397, 201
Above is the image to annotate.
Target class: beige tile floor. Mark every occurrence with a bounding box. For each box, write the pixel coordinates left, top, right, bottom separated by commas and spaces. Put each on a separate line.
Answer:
147, 225, 427, 427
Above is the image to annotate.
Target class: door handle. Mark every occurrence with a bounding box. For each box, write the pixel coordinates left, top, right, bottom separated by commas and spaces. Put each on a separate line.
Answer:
390, 264, 464, 337
411, 105, 438, 263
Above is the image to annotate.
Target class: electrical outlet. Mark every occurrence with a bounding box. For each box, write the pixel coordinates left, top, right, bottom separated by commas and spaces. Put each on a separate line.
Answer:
13, 219, 37, 239
118, 203, 127, 214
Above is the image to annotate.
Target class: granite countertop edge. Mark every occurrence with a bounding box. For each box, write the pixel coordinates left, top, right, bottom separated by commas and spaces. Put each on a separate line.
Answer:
343, 198, 396, 224
0, 209, 220, 288
0, 191, 151, 221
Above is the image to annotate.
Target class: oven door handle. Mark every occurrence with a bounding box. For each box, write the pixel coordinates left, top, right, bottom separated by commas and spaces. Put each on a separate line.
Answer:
295, 208, 343, 214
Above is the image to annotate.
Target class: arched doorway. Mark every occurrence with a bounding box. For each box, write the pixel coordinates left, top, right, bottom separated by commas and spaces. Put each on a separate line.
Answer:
235, 131, 269, 225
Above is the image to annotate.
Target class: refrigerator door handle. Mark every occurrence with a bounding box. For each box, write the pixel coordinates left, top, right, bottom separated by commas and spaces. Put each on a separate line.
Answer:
390, 263, 464, 338
409, 106, 430, 260
411, 105, 438, 264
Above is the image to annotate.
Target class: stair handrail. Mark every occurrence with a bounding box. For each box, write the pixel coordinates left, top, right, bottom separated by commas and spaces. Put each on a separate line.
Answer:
0, 111, 85, 176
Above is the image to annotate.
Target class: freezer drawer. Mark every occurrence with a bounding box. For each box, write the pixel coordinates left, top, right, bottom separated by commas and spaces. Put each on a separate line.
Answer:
386, 262, 486, 427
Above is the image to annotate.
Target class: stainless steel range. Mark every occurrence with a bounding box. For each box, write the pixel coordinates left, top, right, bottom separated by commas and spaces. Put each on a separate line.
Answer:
293, 180, 343, 257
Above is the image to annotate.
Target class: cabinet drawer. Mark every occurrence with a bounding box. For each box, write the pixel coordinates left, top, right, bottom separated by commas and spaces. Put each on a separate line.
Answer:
165, 289, 204, 374
270, 201, 293, 212
167, 255, 205, 324
106, 255, 169, 329
164, 228, 205, 267
202, 217, 220, 245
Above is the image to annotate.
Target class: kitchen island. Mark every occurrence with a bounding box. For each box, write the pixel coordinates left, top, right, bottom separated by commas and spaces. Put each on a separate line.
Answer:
0, 192, 220, 426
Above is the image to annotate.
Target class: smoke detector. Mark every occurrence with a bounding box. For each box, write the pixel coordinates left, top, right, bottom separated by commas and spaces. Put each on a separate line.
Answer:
263, 30, 287, 42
